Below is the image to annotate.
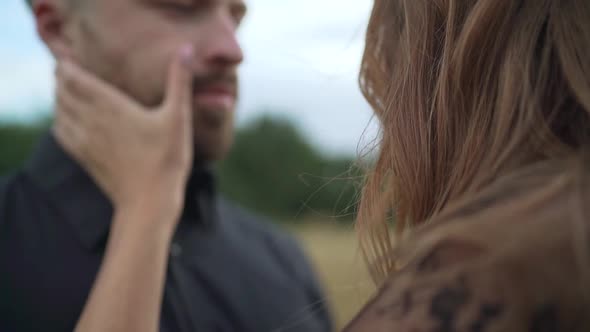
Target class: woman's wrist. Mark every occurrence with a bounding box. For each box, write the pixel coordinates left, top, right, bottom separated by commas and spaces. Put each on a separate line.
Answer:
113, 195, 183, 240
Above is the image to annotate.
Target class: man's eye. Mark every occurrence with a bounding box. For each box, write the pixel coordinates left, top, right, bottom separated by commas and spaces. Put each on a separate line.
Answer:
158, 2, 196, 13
230, 6, 247, 27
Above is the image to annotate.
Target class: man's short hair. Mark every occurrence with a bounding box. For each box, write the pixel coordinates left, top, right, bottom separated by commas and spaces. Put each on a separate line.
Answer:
27, 0, 80, 10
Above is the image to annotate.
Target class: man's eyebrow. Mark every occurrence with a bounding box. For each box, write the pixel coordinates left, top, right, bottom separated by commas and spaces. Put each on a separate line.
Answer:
231, 1, 247, 17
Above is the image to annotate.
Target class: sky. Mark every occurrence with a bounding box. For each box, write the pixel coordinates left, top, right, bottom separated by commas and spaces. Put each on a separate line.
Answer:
0, 0, 378, 156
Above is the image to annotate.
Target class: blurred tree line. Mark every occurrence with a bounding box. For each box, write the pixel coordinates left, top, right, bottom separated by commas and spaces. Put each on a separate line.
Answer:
0, 114, 361, 223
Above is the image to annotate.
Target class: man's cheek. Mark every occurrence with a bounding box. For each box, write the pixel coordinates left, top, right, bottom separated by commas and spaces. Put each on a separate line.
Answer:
125, 58, 169, 107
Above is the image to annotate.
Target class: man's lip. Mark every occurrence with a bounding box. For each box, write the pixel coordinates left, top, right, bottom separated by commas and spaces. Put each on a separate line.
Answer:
193, 84, 235, 96
193, 91, 235, 110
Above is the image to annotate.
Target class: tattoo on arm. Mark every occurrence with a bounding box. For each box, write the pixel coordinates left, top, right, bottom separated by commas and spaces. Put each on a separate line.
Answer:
530, 304, 559, 332
469, 303, 504, 332
429, 277, 470, 331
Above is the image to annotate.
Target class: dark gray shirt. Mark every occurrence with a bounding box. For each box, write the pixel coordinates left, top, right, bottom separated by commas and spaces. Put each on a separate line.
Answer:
0, 134, 332, 332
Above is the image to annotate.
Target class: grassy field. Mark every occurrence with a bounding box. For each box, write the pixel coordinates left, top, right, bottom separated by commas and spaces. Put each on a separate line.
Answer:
287, 223, 376, 330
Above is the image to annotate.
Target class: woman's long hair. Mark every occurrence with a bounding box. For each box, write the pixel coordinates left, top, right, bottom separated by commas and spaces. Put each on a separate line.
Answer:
356, 0, 590, 284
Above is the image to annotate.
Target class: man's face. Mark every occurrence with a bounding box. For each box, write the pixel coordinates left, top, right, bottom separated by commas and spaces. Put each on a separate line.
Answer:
62, 0, 246, 162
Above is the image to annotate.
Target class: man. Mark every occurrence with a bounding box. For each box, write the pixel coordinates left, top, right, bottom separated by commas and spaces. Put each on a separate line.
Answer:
0, 0, 332, 331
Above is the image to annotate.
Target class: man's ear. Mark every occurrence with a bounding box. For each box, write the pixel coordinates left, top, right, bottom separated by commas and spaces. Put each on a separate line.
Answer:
32, 0, 73, 59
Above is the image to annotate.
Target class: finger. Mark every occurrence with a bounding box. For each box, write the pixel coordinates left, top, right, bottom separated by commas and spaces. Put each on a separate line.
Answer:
57, 60, 131, 111
56, 61, 94, 102
55, 73, 91, 123
53, 104, 87, 162
163, 44, 194, 112
56, 60, 140, 130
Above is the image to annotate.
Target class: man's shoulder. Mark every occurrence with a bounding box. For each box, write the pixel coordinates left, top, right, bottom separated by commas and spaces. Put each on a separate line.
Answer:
217, 197, 333, 331
220, 198, 311, 281
0, 171, 29, 203
217, 196, 294, 243
217, 197, 308, 269
0, 171, 18, 187
0, 170, 39, 223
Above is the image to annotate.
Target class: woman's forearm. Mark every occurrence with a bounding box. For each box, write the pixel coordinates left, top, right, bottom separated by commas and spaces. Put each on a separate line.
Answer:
74, 204, 177, 332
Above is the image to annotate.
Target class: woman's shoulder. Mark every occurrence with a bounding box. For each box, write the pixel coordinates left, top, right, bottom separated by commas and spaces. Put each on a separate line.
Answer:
343, 237, 508, 332
344, 160, 590, 331
343, 220, 588, 331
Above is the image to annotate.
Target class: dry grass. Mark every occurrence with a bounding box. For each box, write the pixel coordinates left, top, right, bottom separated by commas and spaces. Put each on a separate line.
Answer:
286, 223, 375, 330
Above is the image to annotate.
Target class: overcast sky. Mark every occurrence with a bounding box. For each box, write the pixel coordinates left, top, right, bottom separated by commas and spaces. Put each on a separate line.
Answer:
0, 0, 378, 156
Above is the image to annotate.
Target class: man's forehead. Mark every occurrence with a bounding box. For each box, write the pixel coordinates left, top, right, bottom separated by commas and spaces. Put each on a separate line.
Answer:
26, 0, 247, 9
124, 0, 248, 14
134, 0, 246, 6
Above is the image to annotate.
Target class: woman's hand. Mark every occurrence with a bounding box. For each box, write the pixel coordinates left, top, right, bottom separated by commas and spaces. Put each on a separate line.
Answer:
53, 45, 195, 225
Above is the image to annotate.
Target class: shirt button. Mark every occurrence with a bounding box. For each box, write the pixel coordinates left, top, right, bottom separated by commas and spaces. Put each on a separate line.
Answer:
170, 242, 183, 258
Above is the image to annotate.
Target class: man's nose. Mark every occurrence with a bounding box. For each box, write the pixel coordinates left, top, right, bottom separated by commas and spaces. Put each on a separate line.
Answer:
198, 10, 244, 68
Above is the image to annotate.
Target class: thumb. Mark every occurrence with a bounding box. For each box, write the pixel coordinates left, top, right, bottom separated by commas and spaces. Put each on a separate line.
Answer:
163, 44, 194, 112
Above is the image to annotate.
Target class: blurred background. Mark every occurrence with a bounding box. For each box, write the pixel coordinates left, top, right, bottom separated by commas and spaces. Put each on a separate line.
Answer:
0, 0, 379, 328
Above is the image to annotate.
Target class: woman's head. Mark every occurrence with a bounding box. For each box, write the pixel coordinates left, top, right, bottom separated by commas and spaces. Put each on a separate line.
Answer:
357, 0, 590, 282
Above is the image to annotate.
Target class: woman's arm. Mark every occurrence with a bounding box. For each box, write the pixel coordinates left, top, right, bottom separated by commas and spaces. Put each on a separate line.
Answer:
75, 203, 176, 332
53, 44, 195, 332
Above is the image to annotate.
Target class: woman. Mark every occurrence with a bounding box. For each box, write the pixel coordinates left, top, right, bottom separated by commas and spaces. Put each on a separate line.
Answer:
347, 0, 590, 330
54, 0, 590, 331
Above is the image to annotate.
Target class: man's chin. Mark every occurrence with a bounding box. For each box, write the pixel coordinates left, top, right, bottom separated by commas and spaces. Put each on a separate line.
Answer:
192, 126, 233, 163
192, 140, 232, 164
192, 104, 233, 129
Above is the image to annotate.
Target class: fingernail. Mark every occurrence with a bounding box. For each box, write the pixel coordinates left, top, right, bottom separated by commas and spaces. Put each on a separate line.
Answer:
179, 44, 194, 66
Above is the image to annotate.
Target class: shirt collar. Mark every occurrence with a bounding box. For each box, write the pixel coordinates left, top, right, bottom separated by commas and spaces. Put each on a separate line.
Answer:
24, 132, 217, 251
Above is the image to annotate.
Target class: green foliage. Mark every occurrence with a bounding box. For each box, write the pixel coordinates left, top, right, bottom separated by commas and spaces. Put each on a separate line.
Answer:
218, 115, 361, 222
0, 114, 361, 222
